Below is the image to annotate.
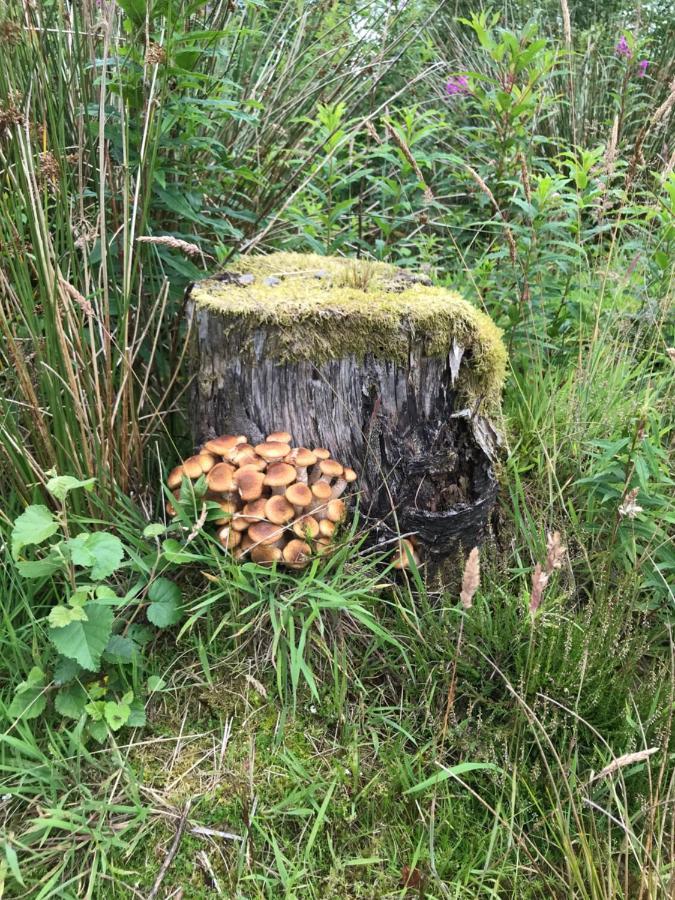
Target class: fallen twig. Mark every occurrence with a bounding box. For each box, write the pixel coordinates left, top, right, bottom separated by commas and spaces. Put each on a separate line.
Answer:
147, 798, 192, 900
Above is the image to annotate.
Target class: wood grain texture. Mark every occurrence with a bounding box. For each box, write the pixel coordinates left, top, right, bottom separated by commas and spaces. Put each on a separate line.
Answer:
188, 294, 500, 565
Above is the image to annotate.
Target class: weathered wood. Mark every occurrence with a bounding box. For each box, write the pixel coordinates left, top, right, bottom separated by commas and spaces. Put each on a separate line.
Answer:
188, 253, 506, 570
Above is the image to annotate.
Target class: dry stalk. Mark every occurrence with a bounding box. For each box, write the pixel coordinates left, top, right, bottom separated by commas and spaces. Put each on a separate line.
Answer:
443, 548, 481, 740
465, 165, 518, 267
384, 120, 434, 202
137, 234, 204, 257
529, 531, 566, 614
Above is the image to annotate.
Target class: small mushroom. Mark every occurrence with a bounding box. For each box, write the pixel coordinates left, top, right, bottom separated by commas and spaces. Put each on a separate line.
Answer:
292, 515, 320, 540
326, 499, 346, 523
198, 453, 217, 474
285, 447, 317, 483
202, 434, 247, 458
167, 466, 184, 490
251, 544, 282, 566
255, 441, 291, 461
232, 497, 267, 531
266, 430, 292, 443
264, 495, 295, 526
166, 488, 180, 516
214, 499, 238, 525
167, 455, 204, 487
233, 450, 267, 471
282, 539, 312, 569
315, 537, 333, 556
310, 480, 332, 517
331, 466, 357, 499
233, 465, 266, 501
264, 462, 296, 495
218, 525, 242, 551
319, 519, 336, 539
207, 462, 237, 494
248, 520, 284, 546
285, 482, 313, 515
392, 539, 420, 570
313, 448, 331, 459
317, 458, 344, 482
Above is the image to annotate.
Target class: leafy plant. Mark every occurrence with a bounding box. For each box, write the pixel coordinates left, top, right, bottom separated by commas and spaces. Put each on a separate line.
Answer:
7, 476, 186, 741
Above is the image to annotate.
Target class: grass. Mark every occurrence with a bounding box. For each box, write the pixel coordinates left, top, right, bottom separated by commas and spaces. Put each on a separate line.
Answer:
0, 0, 674, 897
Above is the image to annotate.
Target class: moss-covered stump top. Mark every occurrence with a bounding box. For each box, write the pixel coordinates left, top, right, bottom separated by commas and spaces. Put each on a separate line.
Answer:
191, 252, 506, 412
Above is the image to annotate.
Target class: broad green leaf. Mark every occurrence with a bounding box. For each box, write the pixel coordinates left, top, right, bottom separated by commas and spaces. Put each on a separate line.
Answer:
8, 669, 47, 721
66, 534, 94, 567
46, 475, 96, 501
16, 552, 64, 579
143, 523, 166, 538
87, 720, 108, 743
103, 634, 138, 662
48, 605, 88, 628
84, 532, 126, 580
147, 598, 183, 628
147, 675, 166, 692
147, 577, 183, 628
54, 684, 88, 719
53, 657, 82, 684
148, 578, 181, 605
11, 506, 59, 559
49, 603, 114, 671
85, 700, 105, 721
104, 699, 131, 731
127, 701, 147, 728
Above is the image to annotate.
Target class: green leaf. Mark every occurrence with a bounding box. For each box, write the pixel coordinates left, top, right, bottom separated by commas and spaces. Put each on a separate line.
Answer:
8, 668, 47, 721
143, 523, 166, 538
84, 532, 126, 580
3, 842, 24, 887
127, 700, 146, 728
53, 657, 82, 684
16, 551, 64, 579
54, 684, 88, 719
87, 719, 108, 743
404, 762, 502, 796
147, 578, 183, 628
46, 475, 96, 502
103, 634, 138, 663
49, 603, 114, 671
11, 506, 59, 559
104, 699, 131, 731
48, 605, 88, 628
147, 675, 166, 692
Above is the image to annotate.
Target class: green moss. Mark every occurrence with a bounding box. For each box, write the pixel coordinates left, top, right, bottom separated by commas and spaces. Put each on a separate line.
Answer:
191, 252, 507, 413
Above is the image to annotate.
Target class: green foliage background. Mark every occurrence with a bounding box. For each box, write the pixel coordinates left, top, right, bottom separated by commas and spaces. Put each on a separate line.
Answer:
0, 0, 673, 896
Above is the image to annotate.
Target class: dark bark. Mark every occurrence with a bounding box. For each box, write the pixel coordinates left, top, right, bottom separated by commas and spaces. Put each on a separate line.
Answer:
188, 292, 501, 574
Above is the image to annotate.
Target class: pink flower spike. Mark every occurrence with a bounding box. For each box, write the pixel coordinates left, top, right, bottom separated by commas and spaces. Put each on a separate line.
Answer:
637, 59, 649, 77
445, 75, 470, 96
615, 35, 632, 58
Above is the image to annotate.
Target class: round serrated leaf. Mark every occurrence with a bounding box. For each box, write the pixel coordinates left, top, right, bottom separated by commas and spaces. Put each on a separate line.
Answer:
55, 684, 88, 719
49, 603, 114, 671
104, 700, 131, 731
11, 505, 59, 559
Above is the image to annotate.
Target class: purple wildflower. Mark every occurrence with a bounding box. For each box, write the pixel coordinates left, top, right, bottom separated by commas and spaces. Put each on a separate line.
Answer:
445, 75, 470, 96
637, 59, 649, 77
616, 35, 632, 59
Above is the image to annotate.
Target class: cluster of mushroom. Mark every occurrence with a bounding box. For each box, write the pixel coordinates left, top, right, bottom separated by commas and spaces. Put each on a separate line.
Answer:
166, 431, 357, 568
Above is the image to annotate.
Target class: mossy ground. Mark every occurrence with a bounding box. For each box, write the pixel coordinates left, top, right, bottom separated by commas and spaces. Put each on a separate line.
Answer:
191, 253, 507, 415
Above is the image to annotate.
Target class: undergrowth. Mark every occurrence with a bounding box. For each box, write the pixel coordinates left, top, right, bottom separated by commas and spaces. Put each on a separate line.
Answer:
0, 0, 673, 897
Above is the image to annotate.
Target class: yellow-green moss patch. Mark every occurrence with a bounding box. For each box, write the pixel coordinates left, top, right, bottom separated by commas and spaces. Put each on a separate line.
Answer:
191, 252, 507, 412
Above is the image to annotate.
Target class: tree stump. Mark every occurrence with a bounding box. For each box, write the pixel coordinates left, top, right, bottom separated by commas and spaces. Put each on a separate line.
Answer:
187, 253, 506, 577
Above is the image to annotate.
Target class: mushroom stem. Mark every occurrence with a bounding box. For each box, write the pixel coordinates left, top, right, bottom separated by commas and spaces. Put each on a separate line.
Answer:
330, 478, 347, 499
